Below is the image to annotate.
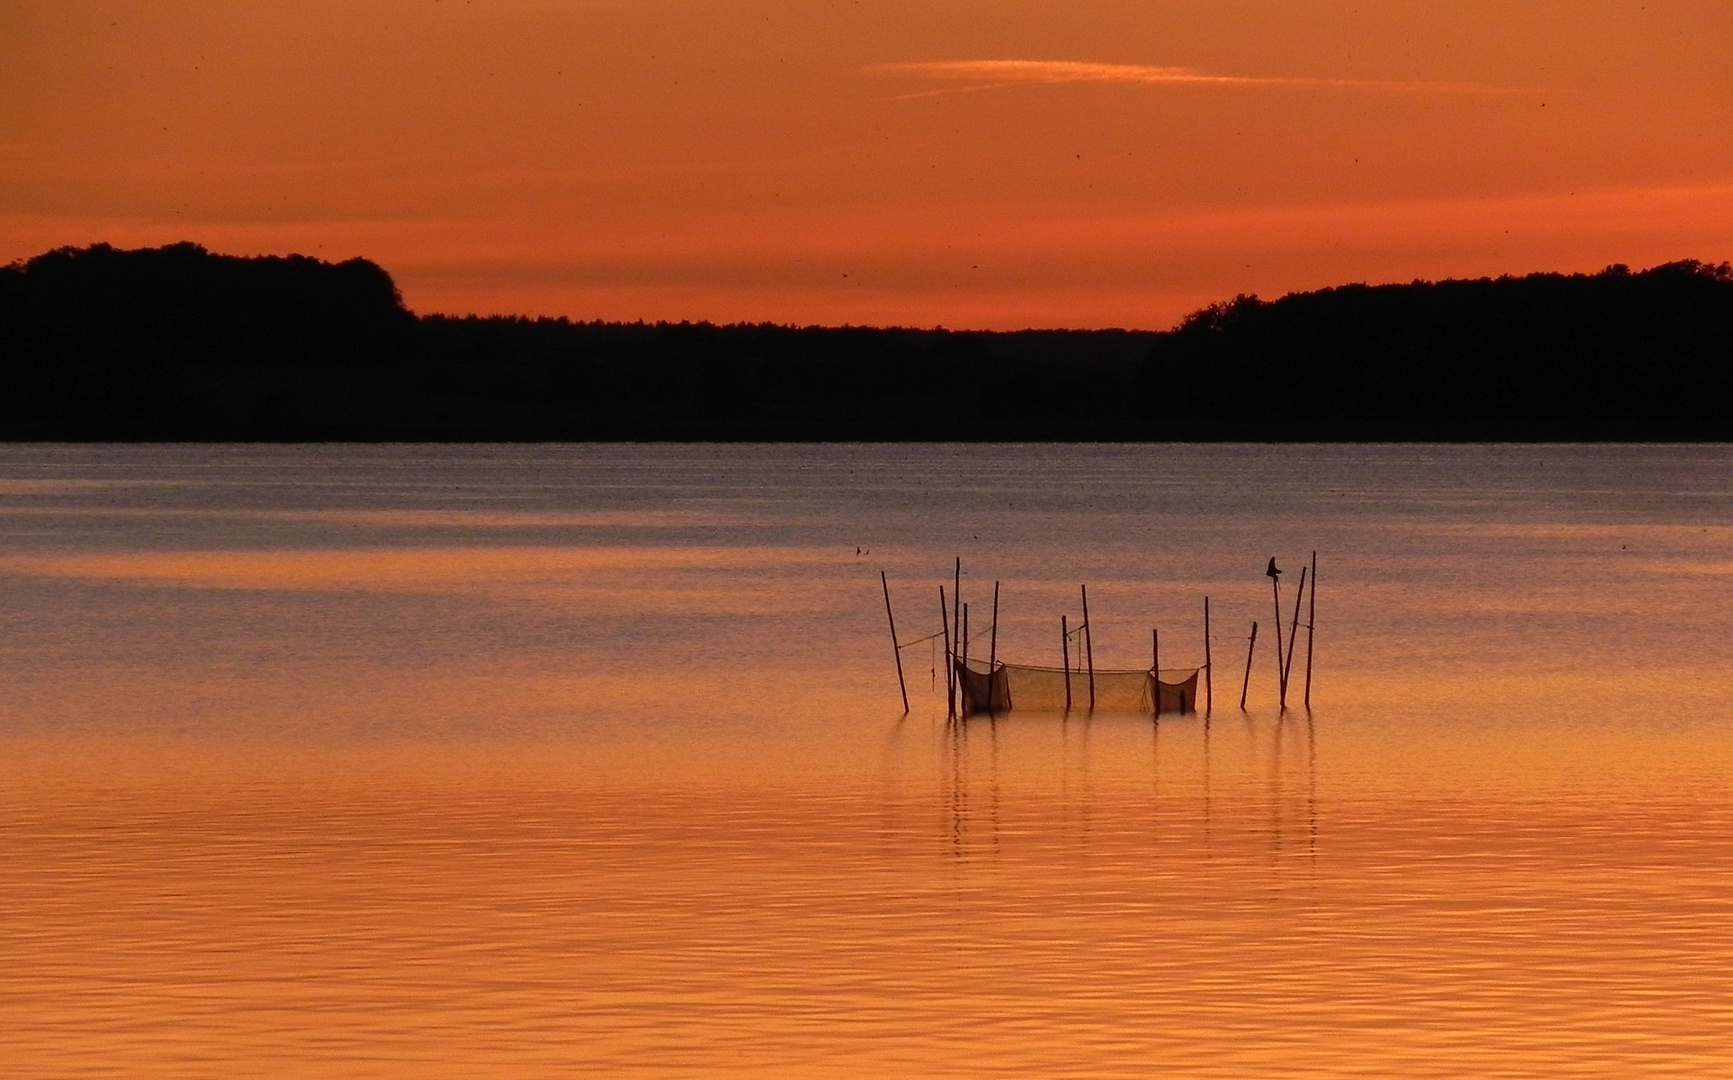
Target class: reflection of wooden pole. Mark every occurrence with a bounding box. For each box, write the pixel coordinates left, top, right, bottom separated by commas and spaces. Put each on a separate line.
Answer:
1240, 621, 1258, 710
1203, 596, 1212, 716
1304, 551, 1317, 710
1153, 627, 1162, 716
1271, 571, 1286, 705
939, 585, 954, 717
1282, 566, 1307, 710
1081, 584, 1095, 710
1061, 615, 1072, 711
881, 571, 908, 713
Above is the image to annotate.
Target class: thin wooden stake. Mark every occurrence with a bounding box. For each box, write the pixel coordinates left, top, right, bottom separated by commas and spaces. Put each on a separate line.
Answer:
1152, 627, 1162, 716
1203, 596, 1212, 717
1304, 551, 1317, 710
1061, 615, 1072, 711
1282, 565, 1307, 711
951, 557, 961, 695
939, 585, 955, 718
1270, 568, 1287, 707
881, 571, 908, 714
956, 610, 970, 717
988, 581, 1001, 713
988, 581, 999, 675
1240, 621, 1258, 710
956, 599, 970, 717
1081, 584, 1095, 710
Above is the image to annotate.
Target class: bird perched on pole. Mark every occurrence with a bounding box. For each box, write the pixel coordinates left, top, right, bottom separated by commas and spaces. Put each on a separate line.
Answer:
1266, 557, 1281, 580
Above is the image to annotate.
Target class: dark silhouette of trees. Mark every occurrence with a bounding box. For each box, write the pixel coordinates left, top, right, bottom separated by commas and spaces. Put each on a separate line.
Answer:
0, 243, 416, 437
2, 243, 1730, 439
1142, 261, 1733, 440
411, 316, 1153, 438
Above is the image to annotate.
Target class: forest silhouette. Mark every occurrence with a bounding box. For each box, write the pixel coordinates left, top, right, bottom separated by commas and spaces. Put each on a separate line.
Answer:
2, 242, 1729, 440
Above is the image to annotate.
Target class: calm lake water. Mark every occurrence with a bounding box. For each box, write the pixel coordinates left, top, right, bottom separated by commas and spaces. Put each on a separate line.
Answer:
2, 444, 1731, 1078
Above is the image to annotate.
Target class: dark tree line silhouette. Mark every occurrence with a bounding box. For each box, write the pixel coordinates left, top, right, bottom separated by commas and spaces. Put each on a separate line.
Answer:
0, 243, 417, 437
2, 242, 1729, 439
1145, 261, 1733, 439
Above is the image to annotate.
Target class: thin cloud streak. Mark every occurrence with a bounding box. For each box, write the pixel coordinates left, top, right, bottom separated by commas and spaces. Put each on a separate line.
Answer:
871, 60, 1538, 97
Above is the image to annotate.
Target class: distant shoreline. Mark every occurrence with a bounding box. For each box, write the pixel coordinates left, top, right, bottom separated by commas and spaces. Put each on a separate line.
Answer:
4, 243, 1730, 442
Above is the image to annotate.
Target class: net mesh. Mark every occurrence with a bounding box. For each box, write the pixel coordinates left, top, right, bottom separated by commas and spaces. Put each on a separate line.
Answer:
959, 660, 1200, 714
1154, 669, 1199, 715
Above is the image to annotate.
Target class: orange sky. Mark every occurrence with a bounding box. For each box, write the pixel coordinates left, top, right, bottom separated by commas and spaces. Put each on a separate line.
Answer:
5, 0, 1733, 328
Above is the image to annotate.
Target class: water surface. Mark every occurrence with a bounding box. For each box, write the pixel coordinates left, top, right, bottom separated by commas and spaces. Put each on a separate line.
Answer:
2, 444, 1730, 1078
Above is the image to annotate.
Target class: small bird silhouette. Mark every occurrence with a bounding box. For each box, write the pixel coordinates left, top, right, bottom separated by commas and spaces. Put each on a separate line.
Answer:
1266, 557, 1282, 579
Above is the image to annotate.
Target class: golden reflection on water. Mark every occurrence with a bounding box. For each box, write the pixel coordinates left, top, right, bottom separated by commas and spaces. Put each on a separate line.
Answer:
2, 445, 1732, 1077
7, 708, 1733, 1079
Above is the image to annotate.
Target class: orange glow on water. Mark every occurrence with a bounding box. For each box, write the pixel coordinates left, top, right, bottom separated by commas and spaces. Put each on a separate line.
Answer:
8, 715, 1733, 1078
0, 545, 835, 592
3, 445, 1732, 1076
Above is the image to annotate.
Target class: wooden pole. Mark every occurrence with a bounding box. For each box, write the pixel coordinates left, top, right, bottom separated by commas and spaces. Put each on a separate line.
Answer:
1282, 566, 1307, 710
1304, 551, 1317, 710
988, 581, 1001, 713
939, 585, 955, 718
1203, 596, 1212, 717
1270, 571, 1286, 707
1081, 584, 1095, 710
961, 603, 969, 715
881, 571, 909, 714
988, 581, 999, 674
1240, 621, 1258, 710
1061, 615, 1072, 711
1152, 627, 1161, 716
952, 557, 961, 692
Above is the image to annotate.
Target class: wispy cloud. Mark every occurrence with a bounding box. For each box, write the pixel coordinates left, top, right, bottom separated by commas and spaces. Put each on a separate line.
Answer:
870, 60, 1536, 98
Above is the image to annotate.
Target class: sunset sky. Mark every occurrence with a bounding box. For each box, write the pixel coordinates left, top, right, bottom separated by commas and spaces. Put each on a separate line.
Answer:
5, 0, 1733, 328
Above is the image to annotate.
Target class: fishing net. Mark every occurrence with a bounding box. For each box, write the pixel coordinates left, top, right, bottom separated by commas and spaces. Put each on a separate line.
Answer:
957, 660, 1198, 714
